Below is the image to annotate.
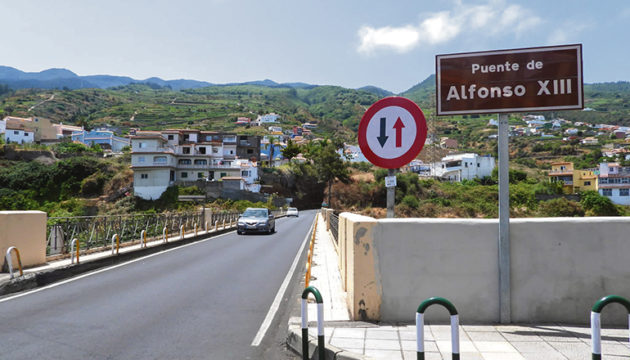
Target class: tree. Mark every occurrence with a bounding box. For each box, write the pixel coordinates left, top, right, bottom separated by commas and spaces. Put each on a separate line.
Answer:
307, 139, 350, 206
281, 139, 301, 162
580, 190, 619, 216
266, 136, 277, 167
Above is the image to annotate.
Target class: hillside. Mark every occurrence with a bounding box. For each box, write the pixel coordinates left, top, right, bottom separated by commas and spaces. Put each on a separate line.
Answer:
1, 68, 630, 143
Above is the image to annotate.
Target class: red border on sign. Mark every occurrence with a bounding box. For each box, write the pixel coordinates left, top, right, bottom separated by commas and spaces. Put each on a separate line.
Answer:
358, 97, 427, 169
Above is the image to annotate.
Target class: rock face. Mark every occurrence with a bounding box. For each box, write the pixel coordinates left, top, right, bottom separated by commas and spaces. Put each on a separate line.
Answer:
260, 167, 325, 209
0, 145, 57, 164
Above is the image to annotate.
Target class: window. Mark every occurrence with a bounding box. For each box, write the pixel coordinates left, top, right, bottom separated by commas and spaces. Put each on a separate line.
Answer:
178, 159, 192, 165
14, 131, 19, 135
197, 172, 204, 179
621, 189, 629, 196
477, 163, 480, 167
181, 172, 188, 178
584, 181, 591, 186
602, 189, 613, 196
24, 133, 29, 137
199, 147, 206, 154
212, 148, 219, 153
138, 156, 145, 163
242, 170, 250, 177
247, 149, 253, 154
194, 159, 207, 165
183, 147, 191, 154
138, 142, 147, 149
154, 156, 167, 163
168, 135, 174, 140
140, 173, 148, 179
184, 134, 190, 141
220, 172, 227, 178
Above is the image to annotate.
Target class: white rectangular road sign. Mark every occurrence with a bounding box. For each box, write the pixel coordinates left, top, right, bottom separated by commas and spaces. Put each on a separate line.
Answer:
385, 176, 397, 188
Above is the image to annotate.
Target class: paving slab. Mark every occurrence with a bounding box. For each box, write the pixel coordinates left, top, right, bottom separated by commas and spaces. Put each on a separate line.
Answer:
289, 211, 630, 360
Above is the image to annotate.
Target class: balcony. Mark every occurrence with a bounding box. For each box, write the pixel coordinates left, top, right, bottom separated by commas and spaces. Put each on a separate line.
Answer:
132, 147, 174, 154
175, 164, 210, 169
548, 170, 573, 176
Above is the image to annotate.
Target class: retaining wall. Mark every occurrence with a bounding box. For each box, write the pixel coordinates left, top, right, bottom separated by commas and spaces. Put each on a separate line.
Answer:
337, 214, 630, 325
0, 211, 47, 268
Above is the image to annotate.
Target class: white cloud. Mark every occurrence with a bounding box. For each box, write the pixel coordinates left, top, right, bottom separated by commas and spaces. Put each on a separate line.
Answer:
357, 0, 543, 55
357, 25, 421, 54
546, 20, 591, 45
419, 11, 461, 44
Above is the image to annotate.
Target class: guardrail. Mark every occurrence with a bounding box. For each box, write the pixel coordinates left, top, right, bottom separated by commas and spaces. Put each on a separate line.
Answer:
329, 212, 339, 245
301, 286, 325, 360
46, 211, 238, 256
591, 295, 630, 360
305, 215, 318, 288
5, 246, 24, 279
70, 238, 79, 264
417, 297, 460, 360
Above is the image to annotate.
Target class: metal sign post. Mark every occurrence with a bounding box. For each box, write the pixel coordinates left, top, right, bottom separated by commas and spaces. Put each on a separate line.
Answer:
358, 97, 427, 219
436, 44, 583, 324
498, 113, 511, 323
386, 169, 396, 218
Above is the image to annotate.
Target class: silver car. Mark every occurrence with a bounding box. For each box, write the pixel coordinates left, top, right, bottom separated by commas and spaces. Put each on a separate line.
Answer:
237, 208, 276, 235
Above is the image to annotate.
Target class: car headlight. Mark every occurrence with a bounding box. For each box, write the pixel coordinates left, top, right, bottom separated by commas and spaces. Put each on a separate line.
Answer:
238, 220, 245, 225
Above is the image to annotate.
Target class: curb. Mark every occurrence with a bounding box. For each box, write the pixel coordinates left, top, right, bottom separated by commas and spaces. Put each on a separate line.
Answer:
0, 226, 237, 297
286, 322, 372, 360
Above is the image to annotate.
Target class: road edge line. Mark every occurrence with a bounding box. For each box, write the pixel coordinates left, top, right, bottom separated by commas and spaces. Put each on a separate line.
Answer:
250, 213, 316, 346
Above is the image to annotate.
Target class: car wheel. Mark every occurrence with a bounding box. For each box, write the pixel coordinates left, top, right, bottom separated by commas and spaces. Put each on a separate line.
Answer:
237, 230, 243, 235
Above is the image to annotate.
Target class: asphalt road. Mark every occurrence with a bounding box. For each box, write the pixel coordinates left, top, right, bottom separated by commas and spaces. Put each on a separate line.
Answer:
0, 210, 317, 359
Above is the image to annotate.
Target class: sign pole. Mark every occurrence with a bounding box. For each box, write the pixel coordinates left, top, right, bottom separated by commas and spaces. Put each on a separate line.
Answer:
386, 168, 395, 218
498, 113, 511, 324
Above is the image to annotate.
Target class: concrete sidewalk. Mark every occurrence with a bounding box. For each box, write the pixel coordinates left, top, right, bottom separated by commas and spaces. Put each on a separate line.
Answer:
0, 222, 238, 294
290, 213, 630, 360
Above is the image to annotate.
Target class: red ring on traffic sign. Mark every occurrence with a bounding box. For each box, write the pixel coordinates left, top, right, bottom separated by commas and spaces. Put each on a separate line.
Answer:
358, 97, 427, 169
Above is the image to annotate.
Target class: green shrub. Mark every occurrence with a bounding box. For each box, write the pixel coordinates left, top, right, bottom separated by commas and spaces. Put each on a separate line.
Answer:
401, 195, 419, 209
538, 198, 584, 217
580, 190, 619, 216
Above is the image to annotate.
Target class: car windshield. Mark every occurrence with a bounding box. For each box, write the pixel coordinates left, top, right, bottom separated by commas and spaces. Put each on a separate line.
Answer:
288, 208, 297, 211
242, 209, 267, 218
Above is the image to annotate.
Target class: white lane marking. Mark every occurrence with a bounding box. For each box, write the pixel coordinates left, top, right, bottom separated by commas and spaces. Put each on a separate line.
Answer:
251, 215, 315, 346
0, 231, 234, 304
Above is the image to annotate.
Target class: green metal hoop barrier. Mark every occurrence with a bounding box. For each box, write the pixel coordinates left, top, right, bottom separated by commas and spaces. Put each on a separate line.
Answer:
591, 295, 630, 360
417, 297, 460, 360
301, 286, 325, 360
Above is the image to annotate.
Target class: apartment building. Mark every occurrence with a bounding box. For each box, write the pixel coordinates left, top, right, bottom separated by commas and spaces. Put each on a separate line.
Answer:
421, 153, 495, 182
71, 128, 130, 152
131, 129, 261, 200
598, 162, 630, 205
548, 162, 598, 194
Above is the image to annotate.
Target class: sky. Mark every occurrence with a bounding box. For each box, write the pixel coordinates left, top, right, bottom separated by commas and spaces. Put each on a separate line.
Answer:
2, 0, 629, 93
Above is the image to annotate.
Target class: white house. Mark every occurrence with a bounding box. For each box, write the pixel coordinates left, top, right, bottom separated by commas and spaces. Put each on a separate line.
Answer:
598, 162, 630, 205
256, 113, 279, 125
131, 135, 176, 200
424, 153, 495, 182
5, 126, 35, 144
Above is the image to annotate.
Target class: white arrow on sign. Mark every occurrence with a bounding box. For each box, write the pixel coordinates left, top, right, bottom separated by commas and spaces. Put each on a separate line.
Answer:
365, 106, 418, 160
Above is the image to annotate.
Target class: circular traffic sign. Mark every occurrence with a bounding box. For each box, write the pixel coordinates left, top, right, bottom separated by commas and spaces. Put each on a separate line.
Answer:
358, 97, 427, 169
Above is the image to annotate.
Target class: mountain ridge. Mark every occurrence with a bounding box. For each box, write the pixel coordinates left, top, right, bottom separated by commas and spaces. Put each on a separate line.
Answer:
0, 65, 396, 94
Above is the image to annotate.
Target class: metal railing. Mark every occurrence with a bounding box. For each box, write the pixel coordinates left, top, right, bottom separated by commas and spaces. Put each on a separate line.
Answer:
46, 210, 238, 256
329, 212, 339, 245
